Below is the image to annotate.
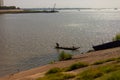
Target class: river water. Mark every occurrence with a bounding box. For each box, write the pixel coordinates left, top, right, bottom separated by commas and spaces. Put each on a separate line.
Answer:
0, 10, 120, 76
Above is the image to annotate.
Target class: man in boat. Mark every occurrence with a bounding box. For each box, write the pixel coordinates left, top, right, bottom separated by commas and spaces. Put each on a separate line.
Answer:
72, 46, 75, 49
56, 43, 59, 47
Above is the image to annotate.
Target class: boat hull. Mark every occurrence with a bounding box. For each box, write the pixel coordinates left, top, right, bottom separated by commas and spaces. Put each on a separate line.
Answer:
93, 40, 120, 51
55, 47, 80, 50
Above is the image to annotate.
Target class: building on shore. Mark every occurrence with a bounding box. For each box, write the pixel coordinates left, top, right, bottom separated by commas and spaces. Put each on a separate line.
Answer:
0, 0, 4, 6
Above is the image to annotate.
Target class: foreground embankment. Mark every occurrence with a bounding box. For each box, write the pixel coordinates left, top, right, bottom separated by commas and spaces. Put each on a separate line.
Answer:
0, 47, 120, 80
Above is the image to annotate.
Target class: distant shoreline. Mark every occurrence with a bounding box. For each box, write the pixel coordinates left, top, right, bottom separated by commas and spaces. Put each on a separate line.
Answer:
0, 9, 58, 14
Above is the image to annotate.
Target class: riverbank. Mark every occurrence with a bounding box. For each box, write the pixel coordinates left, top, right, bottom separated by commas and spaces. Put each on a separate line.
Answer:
0, 47, 120, 80
0, 9, 58, 14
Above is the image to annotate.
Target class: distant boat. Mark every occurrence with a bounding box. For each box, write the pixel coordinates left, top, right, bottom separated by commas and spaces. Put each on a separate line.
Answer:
93, 40, 120, 51
55, 43, 80, 50
50, 3, 58, 13
114, 8, 118, 10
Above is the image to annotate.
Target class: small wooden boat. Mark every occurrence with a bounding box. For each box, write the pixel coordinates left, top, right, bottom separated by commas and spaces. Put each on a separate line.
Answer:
55, 43, 80, 50
55, 46, 80, 50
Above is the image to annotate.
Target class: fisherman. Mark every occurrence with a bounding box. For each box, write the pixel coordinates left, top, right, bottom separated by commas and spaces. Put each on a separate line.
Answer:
56, 43, 59, 47
72, 46, 75, 49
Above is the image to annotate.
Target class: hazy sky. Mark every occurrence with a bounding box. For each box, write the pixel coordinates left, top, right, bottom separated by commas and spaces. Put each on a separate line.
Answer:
4, 0, 120, 8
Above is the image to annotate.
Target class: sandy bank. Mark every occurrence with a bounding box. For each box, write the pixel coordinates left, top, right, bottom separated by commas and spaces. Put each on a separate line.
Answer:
0, 47, 120, 80
0, 9, 24, 13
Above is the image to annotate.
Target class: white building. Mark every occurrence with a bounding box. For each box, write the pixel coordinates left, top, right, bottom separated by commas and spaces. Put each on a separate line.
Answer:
0, 0, 4, 6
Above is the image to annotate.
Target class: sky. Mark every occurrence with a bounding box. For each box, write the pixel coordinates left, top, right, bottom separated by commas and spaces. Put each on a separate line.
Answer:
4, 0, 120, 8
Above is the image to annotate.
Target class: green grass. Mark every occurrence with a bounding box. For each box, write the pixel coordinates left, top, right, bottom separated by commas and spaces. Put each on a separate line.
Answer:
58, 51, 72, 61
115, 57, 120, 63
76, 68, 103, 80
98, 65, 117, 73
92, 58, 116, 65
37, 73, 75, 80
64, 62, 88, 71
76, 63, 120, 80
92, 61, 106, 65
97, 62, 120, 74
105, 58, 116, 62
45, 67, 61, 75
37, 57, 120, 80
116, 57, 120, 60
96, 70, 120, 80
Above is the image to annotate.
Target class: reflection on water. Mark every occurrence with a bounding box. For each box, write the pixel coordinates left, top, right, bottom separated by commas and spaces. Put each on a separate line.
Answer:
0, 11, 120, 76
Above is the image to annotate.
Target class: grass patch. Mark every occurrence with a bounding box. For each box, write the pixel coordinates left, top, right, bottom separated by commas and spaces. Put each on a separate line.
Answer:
96, 70, 120, 80
76, 63, 120, 80
97, 63, 120, 74
92, 58, 116, 65
93, 61, 106, 65
58, 51, 72, 61
64, 62, 88, 71
98, 65, 116, 73
46, 67, 61, 75
115, 57, 120, 63
76, 68, 103, 80
116, 59, 120, 62
37, 73, 75, 80
105, 58, 116, 62
116, 57, 120, 60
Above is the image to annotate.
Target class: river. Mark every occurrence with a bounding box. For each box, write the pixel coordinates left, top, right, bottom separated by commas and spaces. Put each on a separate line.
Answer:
0, 10, 120, 76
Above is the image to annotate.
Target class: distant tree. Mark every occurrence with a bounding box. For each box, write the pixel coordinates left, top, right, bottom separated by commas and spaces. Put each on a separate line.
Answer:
0, 6, 17, 10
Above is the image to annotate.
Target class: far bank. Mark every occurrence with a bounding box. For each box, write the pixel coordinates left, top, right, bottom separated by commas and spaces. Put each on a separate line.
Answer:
0, 9, 58, 14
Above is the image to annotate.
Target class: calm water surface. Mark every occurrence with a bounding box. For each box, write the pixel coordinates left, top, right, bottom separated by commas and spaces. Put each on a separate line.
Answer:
0, 10, 120, 76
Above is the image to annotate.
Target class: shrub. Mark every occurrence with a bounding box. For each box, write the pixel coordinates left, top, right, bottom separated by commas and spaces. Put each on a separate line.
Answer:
113, 33, 120, 41
49, 60, 56, 64
65, 62, 88, 71
58, 51, 72, 61
46, 67, 61, 75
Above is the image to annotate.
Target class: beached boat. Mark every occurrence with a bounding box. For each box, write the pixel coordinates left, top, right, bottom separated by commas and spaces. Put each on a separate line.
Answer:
93, 40, 120, 51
